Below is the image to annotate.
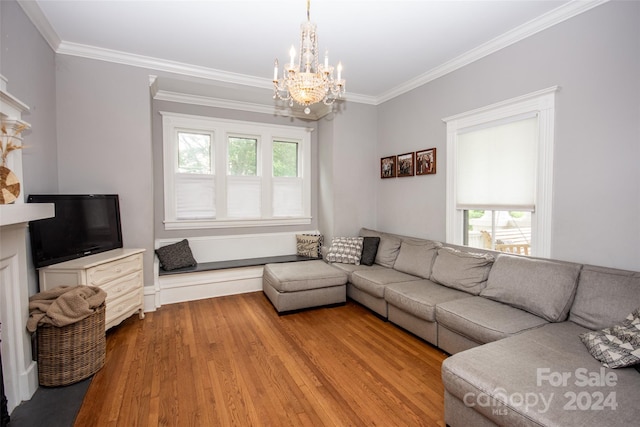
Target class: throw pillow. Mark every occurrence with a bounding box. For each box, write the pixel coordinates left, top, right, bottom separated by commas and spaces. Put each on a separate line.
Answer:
155, 239, 197, 271
296, 234, 324, 258
326, 237, 364, 265
580, 308, 640, 368
360, 237, 380, 266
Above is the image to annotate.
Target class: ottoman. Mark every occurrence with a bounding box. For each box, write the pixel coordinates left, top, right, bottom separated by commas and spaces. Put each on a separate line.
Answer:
263, 260, 348, 313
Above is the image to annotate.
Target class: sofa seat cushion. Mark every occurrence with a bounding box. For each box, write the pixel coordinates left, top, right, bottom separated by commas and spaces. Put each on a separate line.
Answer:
263, 260, 347, 293
350, 268, 418, 298
480, 254, 581, 322
330, 263, 385, 283
570, 264, 640, 331
385, 279, 473, 322
436, 297, 548, 344
442, 322, 640, 427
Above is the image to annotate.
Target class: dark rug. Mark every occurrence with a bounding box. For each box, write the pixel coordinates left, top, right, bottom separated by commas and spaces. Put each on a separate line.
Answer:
8, 377, 91, 427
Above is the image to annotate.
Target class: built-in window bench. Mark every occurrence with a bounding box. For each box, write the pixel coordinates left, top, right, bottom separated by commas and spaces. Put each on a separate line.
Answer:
158, 255, 316, 276
149, 232, 319, 311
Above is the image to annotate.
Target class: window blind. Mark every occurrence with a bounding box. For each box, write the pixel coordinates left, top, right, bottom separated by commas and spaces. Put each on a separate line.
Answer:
175, 174, 216, 219
272, 177, 303, 217
456, 115, 538, 211
227, 176, 261, 218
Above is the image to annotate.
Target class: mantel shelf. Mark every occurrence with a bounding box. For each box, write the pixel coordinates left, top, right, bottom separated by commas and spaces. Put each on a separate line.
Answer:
0, 203, 54, 227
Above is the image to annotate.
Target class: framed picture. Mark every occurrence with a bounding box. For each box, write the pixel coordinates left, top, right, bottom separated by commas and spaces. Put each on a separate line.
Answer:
397, 152, 415, 177
380, 155, 397, 178
416, 148, 436, 175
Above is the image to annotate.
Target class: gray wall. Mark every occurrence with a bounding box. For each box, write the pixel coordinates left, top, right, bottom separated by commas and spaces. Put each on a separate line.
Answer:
55, 55, 155, 284
318, 102, 378, 241
1, 0, 58, 196
1, 0, 58, 296
6, 0, 639, 282
376, 1, 640, 271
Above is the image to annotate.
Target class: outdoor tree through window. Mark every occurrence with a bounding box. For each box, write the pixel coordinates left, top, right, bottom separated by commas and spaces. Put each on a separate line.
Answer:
178, 132, 212, 174
228, 137, 257, 176
273, 141, 298, 177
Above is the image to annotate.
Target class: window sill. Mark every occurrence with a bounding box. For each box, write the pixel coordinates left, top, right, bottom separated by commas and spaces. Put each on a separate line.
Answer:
164, 217, 312, 230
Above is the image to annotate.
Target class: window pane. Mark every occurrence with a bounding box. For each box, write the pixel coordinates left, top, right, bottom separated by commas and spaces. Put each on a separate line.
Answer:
228, 137, 257, 176
465, 210, 531, 256
273, 141, 298, 177
178, 132, 212, 174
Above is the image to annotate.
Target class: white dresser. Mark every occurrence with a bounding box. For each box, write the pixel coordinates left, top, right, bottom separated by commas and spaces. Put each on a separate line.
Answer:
38, 248, 145, 330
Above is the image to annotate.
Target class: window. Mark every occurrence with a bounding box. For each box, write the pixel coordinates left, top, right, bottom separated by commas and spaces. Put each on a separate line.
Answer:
272, 140, 303, 217
162, 113, 311, 229
443, 87, 557, 257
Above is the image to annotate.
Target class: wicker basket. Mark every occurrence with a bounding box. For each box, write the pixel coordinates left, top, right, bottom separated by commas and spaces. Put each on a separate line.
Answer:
37, 304, 106, 387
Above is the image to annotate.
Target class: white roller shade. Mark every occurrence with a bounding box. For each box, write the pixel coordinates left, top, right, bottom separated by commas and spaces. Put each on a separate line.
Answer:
272, 177, 303, 217
457, 115, 538, 211
227, 176, 261, 218
175, 174, 216, 219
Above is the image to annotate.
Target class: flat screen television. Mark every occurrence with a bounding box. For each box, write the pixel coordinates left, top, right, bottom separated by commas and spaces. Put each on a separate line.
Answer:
28, 194, 123, 268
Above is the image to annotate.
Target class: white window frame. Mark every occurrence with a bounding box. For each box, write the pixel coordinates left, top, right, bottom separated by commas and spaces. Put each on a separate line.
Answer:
162, 112, 312, 230
443, 86, 558, 258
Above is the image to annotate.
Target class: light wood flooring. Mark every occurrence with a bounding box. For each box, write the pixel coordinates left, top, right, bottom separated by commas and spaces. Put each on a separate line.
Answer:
75, 292, 448, 426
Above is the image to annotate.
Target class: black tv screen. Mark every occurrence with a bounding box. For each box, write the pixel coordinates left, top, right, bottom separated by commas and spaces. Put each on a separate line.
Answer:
28, 194, 123, 268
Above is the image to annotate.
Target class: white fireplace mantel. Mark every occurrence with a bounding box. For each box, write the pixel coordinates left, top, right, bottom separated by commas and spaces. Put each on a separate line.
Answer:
0, 204, 54, 227
0, 75, 55, 414
0, 204, 54, 414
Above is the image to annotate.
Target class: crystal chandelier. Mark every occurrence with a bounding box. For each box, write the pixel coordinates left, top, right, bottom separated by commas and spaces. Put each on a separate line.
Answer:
273, 0, 345, 115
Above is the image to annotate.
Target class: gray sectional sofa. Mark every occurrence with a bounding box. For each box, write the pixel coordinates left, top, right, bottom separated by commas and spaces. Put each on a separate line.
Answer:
322, 228, 640, 427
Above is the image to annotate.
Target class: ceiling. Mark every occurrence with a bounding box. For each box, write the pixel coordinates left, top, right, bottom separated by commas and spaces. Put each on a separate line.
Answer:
21, 0, 604, 105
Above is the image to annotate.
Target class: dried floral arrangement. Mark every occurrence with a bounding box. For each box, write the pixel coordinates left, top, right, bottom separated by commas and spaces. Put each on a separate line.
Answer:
1, 122, 27, 167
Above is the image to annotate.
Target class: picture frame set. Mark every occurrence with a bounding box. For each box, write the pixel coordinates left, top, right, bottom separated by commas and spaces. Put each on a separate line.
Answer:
381, 148, 436, 179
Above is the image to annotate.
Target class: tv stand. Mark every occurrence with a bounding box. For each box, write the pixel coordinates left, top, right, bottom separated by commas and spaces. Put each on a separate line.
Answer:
38, 248, 145, 331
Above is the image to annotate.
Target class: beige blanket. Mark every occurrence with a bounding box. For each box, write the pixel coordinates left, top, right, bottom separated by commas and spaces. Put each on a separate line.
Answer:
27, 285, 107, 333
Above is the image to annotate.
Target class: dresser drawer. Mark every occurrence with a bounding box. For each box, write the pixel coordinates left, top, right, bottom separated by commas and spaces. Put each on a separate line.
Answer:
101, 271, 143, 303
106, 291, 142, 327
86, 253, 143, 286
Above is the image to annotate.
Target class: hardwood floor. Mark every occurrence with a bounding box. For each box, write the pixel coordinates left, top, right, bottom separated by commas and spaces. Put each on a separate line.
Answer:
75, 292, 448, 426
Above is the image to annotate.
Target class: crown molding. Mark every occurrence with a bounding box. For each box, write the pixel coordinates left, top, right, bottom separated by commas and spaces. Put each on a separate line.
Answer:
376, 0, 609, 104
56, 41, 377, 106
20, 0, 607, 106
56, 41, 272, 88
153, 89, 331, 121
17, 0, 61, 51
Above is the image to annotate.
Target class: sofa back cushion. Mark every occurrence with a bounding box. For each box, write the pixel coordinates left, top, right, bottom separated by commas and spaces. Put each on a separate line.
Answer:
480, 254, 581, 322
393, 240, 441, 279
569, 265, 640, 330
360, 228, 401, 268
430, 247, 495, 295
